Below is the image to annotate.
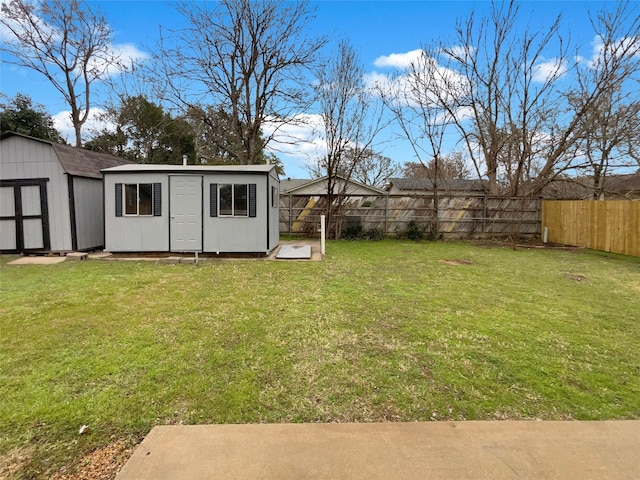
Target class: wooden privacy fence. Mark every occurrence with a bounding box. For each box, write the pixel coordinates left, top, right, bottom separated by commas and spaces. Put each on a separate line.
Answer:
542, 200, 640, 257
280, 194, 541, 239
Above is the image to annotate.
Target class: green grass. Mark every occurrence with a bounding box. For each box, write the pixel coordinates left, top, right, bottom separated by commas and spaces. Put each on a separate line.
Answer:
1, 240, 639, 477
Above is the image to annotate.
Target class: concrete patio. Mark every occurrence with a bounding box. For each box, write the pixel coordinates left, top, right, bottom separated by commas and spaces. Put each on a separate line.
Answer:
115, 420, 640, 479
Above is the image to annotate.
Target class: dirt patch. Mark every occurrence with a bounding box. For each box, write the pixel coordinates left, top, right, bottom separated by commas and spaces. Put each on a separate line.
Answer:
0, 445, 35, 479
51, 440, 135, 480
439, 259, 474, 266
566, 274, 588, 282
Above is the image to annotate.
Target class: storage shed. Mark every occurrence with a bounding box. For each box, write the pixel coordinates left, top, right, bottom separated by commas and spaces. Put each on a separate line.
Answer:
0, 132, 130, 253
102, 164, 280, 254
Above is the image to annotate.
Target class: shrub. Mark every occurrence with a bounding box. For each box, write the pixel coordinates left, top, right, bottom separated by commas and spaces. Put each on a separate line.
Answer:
341, 223, 385, 241
364, 227, 385, 241
341, 222, 365, 240
405, 220, 424, 241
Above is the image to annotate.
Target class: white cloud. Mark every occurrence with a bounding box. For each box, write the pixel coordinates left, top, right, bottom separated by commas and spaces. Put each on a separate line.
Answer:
532, 58, 568, 83
584, 34, 640, 70
1, 1, 148, 77
87, 42, 149, 77
53, 108, 115, 145
373, 49, 424, 69
262, 114, 327, 177
0, 0, 59, 42
370, 52, 469, 112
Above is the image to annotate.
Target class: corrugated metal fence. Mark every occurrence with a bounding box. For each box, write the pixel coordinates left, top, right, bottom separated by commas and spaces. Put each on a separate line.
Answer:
280, 194, 541, 239
542, 200, 640, 257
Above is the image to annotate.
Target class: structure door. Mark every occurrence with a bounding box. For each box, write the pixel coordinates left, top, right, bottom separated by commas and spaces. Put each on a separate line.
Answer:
0, 180, 50, 253
169, 175, 202, 252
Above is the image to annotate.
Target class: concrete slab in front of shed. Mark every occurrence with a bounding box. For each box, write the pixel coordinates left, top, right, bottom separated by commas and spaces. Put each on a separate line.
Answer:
276, 244, 312, 259
8, 256, 67, 265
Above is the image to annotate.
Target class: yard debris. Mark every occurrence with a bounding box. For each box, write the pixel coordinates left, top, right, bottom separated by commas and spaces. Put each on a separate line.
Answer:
439, 259, 474, 265
566, 274, 588, 282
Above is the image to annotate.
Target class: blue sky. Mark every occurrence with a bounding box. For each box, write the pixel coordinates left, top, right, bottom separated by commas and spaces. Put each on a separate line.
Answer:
0, 0, 621, 178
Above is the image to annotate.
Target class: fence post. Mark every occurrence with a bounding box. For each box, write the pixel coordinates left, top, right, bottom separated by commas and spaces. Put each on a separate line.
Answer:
385, 194, 389, 235
320, 214, 326, 255
538, 197, 542, 236
288, 194, 292, 234
483, 195, 487, 234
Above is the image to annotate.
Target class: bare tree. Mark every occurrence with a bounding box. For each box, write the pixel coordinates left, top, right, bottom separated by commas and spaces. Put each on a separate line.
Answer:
1, 0, 124, 147
377, 49, 463, 234
378, 50, 458, 188
403, 151, 471, 180
309, 146, 401, 188
349, 148, 402, 188
386, 1, 640, 196
150, 0, 325, 165
313, 39, 385, 237
567, 3, 640, 198
425, 1, 568, 195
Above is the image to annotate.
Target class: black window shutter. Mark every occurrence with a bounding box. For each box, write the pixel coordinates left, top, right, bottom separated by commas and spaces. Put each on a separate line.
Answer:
249, 183, 257, 217
115, 183, 123, 217
153, 183, 161, 216
210, 183, 218, 217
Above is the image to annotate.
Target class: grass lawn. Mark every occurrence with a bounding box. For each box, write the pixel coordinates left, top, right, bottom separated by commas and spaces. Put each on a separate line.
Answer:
1, 240, 639, 478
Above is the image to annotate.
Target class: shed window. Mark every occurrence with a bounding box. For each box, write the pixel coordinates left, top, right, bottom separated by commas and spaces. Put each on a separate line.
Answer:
125, 183, 153, 216
219, 184, 248, 217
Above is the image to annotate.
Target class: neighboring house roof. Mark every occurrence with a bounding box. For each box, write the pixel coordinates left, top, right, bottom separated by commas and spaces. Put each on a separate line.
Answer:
280, 175, 386, 195
543, 173, 640, 199
1, 131, 132, 179
102, 164, 277, 174
604, 173, 640, 196
280, 178, 314, 193
386, 177, 489, 192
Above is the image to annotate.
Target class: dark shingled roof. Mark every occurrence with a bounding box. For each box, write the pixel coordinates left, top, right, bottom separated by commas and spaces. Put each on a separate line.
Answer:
52, 143, 132, 179
387, 178, 489, 192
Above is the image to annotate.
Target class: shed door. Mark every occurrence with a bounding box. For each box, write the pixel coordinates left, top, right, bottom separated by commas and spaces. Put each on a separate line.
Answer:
0, 180, 50, 253
170, 175, 202, 252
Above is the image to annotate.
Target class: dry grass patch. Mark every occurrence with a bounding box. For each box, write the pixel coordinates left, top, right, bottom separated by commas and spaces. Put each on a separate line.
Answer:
50, 440, 133, 480
0, 446, 35, 480
438, 259, 474, 265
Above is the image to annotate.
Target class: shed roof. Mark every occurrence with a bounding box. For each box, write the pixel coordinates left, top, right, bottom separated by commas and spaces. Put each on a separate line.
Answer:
1, 132, 131, 179
102, 164, 277, 175
52, 143, 132, 179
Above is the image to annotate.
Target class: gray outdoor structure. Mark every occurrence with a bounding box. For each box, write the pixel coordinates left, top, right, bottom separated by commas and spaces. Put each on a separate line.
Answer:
0, 132, 130, 253
102, 164, 280, 254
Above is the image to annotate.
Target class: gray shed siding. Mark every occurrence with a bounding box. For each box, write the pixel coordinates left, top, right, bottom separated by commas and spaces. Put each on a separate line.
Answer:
104, 173, 169, 252
268, 171, 280, 251
0, 135, 72, 251
203, 172, 269, 253
103, 168, 279, 254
